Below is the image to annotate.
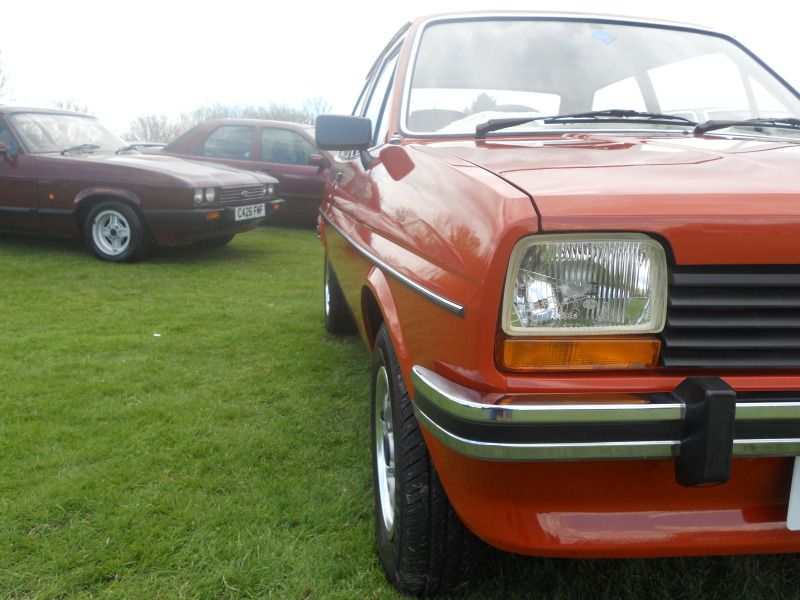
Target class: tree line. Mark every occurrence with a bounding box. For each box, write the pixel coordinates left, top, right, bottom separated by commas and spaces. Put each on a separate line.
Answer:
0, 53, 330, 143
124, 97, 331, 142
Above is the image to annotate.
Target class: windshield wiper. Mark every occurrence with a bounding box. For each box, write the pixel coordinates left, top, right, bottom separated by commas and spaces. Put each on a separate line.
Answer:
694, 117, 800, 136
476, 109, 697, 139
60, 144, 100, 155
116, 143, 165, 154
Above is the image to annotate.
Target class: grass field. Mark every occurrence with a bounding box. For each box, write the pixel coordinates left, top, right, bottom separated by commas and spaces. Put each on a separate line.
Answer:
1, 228, 799, 599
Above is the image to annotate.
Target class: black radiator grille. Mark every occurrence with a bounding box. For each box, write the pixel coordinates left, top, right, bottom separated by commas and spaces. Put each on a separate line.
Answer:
218, 185, 266, 204
660, 267, 800, 369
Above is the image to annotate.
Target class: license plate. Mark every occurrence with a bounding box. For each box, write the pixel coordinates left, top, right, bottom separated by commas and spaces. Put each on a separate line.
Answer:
234, 203, 266, 221
788, 457, 800, 530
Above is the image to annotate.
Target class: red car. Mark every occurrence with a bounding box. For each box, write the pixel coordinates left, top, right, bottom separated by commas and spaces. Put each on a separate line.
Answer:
162, 119, 330, 227
0, 107, 282, 261
316, 12, 800, 596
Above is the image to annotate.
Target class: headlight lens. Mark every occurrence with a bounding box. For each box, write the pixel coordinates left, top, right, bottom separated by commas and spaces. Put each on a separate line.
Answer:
502, 234, 667, 336
266, 184, 275, 196
204, 187, 216, 203
193, 189, 204, 205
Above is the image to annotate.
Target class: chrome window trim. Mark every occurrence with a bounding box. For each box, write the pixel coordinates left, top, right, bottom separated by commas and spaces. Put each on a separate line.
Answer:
321, 212, 465, 317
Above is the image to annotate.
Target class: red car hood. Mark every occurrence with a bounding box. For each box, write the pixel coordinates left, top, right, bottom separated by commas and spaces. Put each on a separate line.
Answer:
433, 134, 800, 265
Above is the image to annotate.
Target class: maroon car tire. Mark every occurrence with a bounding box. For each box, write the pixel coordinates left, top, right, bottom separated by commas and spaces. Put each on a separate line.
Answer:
83, 200, 151, 262
370, 325, 479, 596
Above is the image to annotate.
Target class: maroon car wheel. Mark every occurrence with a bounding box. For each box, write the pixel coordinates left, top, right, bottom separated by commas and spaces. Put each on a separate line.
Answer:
84, 200, 151, 262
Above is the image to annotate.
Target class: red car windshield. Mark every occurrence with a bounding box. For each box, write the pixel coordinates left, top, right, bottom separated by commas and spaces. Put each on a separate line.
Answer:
405, 18, 800, 137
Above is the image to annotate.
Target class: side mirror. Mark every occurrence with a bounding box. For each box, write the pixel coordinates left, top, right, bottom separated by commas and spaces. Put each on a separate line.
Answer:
315, 115, 372, 151
308, 153, 330, 169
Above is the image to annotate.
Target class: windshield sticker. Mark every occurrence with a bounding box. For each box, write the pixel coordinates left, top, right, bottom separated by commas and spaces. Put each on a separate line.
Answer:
591, 30, 616, 44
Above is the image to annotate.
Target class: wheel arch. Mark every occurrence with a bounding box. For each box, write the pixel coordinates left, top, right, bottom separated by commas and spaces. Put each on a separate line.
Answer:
74, 189, 143, 226
362, 267, 412, 381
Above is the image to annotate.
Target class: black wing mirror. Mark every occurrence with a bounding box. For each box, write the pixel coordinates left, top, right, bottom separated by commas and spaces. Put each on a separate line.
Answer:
315, 115, 371, 151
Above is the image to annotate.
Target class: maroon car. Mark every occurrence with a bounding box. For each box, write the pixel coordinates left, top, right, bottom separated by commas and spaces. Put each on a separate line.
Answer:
162, 119, 330, 227
0, 107, 282, 262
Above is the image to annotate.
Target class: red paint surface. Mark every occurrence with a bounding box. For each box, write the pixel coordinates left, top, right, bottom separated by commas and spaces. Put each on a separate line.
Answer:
319, 29, 800, 556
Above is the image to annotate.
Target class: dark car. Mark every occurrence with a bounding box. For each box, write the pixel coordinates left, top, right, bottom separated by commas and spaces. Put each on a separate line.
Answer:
161, 119, 330, 227
0, 107, 282, 261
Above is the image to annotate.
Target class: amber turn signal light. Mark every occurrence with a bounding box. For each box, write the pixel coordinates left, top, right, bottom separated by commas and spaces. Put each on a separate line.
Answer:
496, 336, 661, 372
205, 211, 222, 221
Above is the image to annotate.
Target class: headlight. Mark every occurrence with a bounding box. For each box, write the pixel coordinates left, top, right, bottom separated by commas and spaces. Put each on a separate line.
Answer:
502, 234, 667, 336
193, 189, 204, 205
204, 187, 216, 203
266, 184, 275, 196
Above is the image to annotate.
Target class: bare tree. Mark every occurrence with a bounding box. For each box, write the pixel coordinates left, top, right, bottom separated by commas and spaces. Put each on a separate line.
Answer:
0, 51, 9, 99
124, 115, 186, 143
125, 97, 335, 142
302, 96, 333, 123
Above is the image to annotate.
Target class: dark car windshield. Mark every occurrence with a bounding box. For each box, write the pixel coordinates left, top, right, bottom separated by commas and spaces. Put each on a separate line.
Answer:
9, 112, 126, 153
405, 18, 800, 137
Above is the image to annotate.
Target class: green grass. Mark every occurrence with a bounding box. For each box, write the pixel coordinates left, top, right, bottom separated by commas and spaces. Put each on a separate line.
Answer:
1, 229, 799, 599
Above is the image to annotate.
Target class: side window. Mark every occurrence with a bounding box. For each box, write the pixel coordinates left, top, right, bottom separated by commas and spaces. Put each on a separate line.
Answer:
362, 51, 399, 147
0, 119, 20, 155
200, 125, 254, 160
261, 128, 317, 165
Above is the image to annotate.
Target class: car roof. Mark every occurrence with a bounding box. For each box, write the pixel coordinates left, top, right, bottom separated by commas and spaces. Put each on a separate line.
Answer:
198, 118, 312, 130
0, 105, 94, 118
409, 11, 715, 34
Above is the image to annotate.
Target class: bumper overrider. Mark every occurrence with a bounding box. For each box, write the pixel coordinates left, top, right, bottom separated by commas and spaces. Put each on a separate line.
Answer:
411, 366, 800, 487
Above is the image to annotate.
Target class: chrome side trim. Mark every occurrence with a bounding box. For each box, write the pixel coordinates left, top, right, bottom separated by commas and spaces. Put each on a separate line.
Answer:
411, 364, 800, 462
321, 212, 465, 317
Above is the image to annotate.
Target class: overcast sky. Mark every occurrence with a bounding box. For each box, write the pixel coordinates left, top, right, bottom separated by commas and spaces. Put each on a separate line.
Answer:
2, 0, 798, 136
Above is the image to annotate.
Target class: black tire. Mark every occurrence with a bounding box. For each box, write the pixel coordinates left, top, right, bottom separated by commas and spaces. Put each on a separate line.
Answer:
371, 325, 479, 596
83, 200, 151, 262
324, 257, 357, 335
193, 234, 235, 247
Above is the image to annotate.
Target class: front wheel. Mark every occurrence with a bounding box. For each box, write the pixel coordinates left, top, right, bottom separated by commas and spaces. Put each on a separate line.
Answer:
371, 325, 479, 596
83, 200, 151, 262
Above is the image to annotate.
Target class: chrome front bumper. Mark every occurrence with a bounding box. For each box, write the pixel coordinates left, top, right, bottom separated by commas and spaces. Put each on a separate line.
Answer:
411, 365, 800, 485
